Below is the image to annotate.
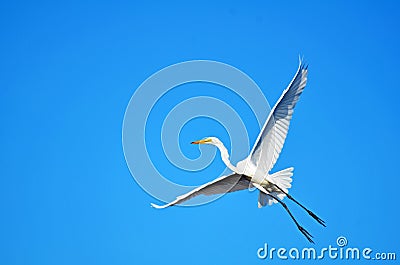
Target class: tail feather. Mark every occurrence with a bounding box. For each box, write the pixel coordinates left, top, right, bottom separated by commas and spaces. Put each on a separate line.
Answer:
268, 167, 294, 192
258, 167, 294, 208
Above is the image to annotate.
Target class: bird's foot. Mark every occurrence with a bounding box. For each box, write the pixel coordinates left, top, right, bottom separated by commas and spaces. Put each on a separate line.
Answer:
307, 210, 326, 227
298, 225, 314, 244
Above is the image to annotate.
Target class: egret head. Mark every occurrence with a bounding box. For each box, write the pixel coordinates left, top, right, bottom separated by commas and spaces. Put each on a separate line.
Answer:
191, 137, 222, 146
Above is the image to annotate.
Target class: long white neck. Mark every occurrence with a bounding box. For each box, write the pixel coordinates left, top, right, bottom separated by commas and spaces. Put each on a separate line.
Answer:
214, 142, 237, 172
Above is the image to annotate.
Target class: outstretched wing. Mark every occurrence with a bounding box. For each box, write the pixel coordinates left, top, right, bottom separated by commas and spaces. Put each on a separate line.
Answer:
151, 173, 250, 209
249, 60, 308, 180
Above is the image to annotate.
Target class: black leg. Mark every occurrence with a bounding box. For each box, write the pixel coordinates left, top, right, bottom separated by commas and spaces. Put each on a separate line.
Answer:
262, 191, 314, 244
271, 183, 326, 227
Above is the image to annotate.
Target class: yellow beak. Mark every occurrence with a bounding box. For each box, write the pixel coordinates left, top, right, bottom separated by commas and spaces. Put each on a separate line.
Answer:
191, 138, 211, 144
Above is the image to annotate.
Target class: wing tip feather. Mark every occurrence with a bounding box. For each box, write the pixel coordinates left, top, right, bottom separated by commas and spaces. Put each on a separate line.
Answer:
298, 55, 308, 71
150, 203, 165, 209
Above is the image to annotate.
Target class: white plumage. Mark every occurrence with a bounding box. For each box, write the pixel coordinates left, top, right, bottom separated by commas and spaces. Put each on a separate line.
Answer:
150, 59, 325, 243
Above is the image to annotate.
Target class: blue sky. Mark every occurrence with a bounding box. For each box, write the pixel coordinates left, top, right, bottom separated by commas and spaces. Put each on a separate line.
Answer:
1, 1, 400, 264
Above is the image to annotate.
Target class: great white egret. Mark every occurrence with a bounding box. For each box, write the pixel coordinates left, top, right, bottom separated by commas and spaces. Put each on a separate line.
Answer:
151, 60, 325, 243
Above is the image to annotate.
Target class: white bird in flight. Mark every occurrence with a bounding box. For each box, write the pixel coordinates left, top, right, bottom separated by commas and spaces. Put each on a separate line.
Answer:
151, 60, 325, 243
